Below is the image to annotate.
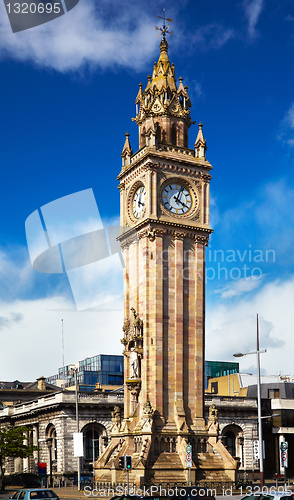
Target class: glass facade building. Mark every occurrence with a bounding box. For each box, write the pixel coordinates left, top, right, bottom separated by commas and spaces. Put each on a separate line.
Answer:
46, 354, 124, 392
205, 360, 239, 389
47, 356, 238, 392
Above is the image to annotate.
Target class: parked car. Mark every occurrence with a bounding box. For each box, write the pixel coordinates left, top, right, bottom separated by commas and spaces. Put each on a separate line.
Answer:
9, 490, 59, 500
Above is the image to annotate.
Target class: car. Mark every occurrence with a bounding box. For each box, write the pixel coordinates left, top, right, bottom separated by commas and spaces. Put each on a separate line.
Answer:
9, 490, 59, 500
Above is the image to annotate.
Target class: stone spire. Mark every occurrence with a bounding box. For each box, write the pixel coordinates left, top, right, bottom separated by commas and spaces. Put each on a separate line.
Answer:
134, 39, 193, 149
121, 132, 133, 168
194, 122, 207, 159
150, 38, 177, 92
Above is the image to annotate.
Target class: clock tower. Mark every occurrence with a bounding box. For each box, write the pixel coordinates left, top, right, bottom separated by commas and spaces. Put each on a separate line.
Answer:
95, 29, 237, 485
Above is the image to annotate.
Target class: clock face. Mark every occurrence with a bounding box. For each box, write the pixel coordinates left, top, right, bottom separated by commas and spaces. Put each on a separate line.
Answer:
132, 186, 146, 219
161, 183, 192, 215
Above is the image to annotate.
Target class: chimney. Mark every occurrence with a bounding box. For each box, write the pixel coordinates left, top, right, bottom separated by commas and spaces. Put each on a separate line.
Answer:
37, 376, 46, 391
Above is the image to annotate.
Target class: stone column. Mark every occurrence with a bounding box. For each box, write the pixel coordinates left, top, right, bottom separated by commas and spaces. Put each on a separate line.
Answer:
174, 234, 184, 418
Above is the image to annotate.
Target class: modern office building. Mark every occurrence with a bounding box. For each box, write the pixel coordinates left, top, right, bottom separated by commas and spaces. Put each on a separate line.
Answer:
46, 356, 238, 393
46, 354, 124, 392
205, 361, 239, 389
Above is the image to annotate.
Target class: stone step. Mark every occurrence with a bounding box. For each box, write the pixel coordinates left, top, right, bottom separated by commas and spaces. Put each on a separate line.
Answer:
149, 452, 184, 469
196, 453, 227, 469
147, 452, 186, 483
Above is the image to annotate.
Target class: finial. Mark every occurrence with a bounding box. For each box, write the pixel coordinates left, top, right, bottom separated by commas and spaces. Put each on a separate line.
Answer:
179, 76, 183, 83
147, 75, 151, 82
155, 8, 173, 43
199, 122, 203, 129
125, 132, 130, 137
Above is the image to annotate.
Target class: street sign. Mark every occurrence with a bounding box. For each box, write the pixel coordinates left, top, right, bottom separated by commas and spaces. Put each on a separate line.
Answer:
186, 444, 192, 468
38, 463, 47, 475
280, 441, 288, 468
253, 440, 259, 460
73, 432, 84, 457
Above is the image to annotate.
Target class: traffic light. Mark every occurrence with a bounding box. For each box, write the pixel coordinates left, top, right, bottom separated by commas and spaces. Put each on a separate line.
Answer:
125, 455, 132, 469
119, 456, 125, 469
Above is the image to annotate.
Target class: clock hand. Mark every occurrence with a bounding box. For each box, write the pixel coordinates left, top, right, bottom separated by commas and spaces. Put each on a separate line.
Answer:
174, 187, 184, 203
176, 198, 187, 208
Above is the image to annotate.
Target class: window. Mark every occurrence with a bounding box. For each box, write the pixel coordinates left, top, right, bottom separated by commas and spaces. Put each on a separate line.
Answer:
268, 389, 280, 398
171, 123, 177, 145
29, 491, 58, 499
225, 431, 236, 457
156, 125, 161, 143
211, 381, 218, 394
85, 429, 99, 460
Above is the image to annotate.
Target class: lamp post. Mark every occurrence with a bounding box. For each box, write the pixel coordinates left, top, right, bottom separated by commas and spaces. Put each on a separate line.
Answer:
46, 438, 53, 488
233, 314, 266, 488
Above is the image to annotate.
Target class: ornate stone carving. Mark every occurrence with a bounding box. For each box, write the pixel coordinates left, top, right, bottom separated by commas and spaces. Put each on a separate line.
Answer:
126, 380, 141, 403
172, 231, 185, 241
143, 400, 154, 416
200, 173, 212, 183
111, 405, 122, 432
207, 404, 219, 435
195, 234, 210, 246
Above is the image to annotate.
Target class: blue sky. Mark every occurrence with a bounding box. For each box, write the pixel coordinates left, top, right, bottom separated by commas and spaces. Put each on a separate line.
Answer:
0, 0, 294, 380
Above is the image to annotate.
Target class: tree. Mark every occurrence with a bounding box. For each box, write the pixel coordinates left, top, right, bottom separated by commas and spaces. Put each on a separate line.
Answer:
0, 425, 38, 490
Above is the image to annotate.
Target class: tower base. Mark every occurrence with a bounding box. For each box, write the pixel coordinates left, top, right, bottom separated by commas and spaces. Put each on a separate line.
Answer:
94, 407, 237, 485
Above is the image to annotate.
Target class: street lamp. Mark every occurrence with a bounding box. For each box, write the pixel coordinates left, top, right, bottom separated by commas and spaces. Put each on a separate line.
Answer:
233, 313, 266, 488
46, 438, 53, 488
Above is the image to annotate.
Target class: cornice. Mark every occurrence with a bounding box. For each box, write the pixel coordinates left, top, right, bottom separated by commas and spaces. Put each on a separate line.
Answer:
118, 218, 213, 246
118, 147, 212, 181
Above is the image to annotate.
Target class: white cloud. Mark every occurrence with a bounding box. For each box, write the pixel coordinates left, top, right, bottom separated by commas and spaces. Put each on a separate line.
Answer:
0, 295, 123, 381
215, 275, 263, 299
191, 24, 236, 50
278, 102, 294, 146
243, 0, 265, 38
212, 178, 294, 264
206, 276, 294, 375
0, 0, 159, 72
0, 244, 124, 379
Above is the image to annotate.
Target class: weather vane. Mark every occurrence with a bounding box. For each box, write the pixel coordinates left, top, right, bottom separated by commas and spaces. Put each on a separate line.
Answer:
155, 8, 173, 40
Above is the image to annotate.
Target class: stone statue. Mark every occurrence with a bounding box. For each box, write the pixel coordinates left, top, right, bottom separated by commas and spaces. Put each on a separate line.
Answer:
209, 403, 218, 423
207, 403, 219, 434
111, 405, 121, 425
130, 348, 139, 378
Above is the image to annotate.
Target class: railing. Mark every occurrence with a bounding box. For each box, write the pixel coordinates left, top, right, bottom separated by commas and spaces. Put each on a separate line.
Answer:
0, 391, 123, 417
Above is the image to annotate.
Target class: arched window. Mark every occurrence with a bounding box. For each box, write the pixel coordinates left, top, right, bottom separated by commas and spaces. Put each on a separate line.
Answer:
171, 123, 177, 145
85, 429, 99, 461
225, 430, 236, 457
184, 129, 188, 148
140, 127, 146, 148
156, 124, 161, 144
81, 423, 108, 472
46, 424, 57, 474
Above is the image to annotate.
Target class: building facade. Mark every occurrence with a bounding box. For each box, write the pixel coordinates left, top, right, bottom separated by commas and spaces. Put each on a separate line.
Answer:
0, 390, 260, 483
0, 391, 123, 481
